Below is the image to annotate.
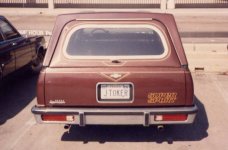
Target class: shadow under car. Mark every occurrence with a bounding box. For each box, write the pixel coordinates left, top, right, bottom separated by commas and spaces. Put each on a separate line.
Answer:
61, 96, 208, 143
0, 69, 38, 125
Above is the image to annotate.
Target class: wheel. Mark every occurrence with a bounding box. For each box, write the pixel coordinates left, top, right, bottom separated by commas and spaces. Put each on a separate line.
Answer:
30, 50, 44, 74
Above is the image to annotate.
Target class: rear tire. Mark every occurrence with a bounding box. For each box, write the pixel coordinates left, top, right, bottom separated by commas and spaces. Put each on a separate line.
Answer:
30, 49, 44, 74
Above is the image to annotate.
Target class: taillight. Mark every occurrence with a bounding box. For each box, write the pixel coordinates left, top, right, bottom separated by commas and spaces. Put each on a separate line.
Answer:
154, 114, 187, 121
41, 115, 75, 122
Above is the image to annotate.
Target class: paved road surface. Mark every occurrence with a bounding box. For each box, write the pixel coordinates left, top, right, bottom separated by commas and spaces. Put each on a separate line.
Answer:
0, 72, 228, 150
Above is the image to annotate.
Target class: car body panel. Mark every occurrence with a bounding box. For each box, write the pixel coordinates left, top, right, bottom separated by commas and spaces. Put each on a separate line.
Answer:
44, 67, 186, 107
0, 39, 16, 76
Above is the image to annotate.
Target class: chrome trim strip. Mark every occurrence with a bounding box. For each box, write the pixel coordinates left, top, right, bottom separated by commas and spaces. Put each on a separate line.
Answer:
32, 105, 198, 114
76, 18, 153, 21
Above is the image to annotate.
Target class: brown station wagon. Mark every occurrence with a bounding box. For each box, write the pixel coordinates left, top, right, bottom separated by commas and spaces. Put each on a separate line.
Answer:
32, 12, 198, 128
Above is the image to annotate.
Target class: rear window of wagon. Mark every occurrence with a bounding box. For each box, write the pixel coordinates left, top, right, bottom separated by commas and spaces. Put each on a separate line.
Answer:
63, 24, 169, 59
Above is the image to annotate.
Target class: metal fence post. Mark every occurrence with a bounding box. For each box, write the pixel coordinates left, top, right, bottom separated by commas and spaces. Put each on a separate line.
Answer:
160, 0, 167, 10
48, 0, 54, 10
167, 0, 175, 9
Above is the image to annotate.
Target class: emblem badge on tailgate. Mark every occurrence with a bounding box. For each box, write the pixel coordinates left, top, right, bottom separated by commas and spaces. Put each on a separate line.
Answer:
101, 72, 129, 81
147, 92, 177, 104
110, 73, 122, 79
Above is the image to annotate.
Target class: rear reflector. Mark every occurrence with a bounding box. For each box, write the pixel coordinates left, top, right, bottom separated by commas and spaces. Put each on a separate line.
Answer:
154, 114, 187, 121
41, 115, 74, 122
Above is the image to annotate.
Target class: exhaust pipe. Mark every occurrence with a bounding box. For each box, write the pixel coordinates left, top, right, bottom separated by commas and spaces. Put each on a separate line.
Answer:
157, 125, 165, 132
64, 124, 71, 130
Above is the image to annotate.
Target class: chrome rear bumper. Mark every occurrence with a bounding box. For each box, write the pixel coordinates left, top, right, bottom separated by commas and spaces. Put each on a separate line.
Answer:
32, 105, 198, 126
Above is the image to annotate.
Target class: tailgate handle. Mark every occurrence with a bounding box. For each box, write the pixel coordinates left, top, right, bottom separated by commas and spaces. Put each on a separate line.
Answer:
111, 59, 121, 64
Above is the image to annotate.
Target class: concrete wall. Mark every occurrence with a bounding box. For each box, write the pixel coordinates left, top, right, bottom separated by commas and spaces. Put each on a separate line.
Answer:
1, 0, 228, 9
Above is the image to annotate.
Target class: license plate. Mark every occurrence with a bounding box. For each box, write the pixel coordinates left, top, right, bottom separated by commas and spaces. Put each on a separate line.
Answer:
97, 83, 133, 101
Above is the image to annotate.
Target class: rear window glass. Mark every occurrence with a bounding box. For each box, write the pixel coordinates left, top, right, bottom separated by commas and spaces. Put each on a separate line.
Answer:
64, 24, 168, 59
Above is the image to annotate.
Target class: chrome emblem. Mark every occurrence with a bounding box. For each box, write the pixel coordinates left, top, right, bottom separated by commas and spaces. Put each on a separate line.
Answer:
110, 73, 122, 79
101, 72, 129, 81
49, 99, 66, 104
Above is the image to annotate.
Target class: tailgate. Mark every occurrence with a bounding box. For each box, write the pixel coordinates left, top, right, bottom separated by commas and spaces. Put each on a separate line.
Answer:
44, 67, 186, 107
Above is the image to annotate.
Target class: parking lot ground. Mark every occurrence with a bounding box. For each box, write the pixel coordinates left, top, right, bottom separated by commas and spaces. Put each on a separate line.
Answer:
0, 72, 228, 150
